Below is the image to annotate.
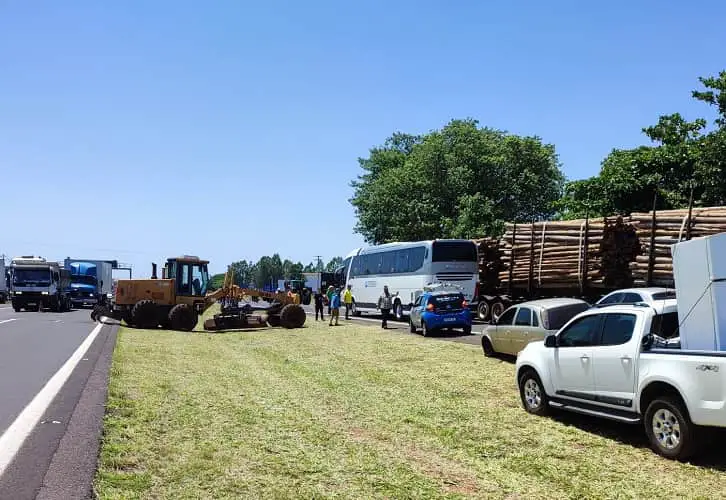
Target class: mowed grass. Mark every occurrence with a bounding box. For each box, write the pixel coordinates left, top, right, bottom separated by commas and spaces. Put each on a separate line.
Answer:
95, 313, 726, 499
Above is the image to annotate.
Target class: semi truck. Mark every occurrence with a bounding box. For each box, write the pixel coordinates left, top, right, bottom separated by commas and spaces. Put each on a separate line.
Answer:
9, 256, 72, 312
0, 259, 7, 304
64, 258, 113, 308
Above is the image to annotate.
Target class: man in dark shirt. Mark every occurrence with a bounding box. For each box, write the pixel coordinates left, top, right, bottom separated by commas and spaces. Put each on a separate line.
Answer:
314, 290, 326, 321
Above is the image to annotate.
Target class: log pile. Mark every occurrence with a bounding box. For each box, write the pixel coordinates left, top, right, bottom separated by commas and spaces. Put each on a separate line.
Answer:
473, 238, 504, 289
484, 216, 639, 291
629, 206, 726, 286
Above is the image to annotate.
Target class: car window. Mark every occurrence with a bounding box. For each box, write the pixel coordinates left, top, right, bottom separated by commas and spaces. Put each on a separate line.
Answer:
621, 293, 643, 304
430, 293, 464, 309
652, 291, 677, 301
557, 314, 601, 347
497, 307, 516, 326
515, 307, 532, 326
414, 296, 422, 307
598, 293, 622, 305
600, 313, 637, 346
531, 310, 539, 327
651, 312, 680, 339
545, 303, 590, 330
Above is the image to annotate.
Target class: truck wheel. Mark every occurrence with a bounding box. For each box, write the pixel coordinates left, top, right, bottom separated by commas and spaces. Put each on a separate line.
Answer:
518, 370, 549, 416
301, 289, 312, 306
491, 300, 505, 322
13, 305, 21, 312
267, 314, 281, 327
280, 304, 306, 328
477, 301, 490, 321
131, 299, 158, 329
482, 337, 495, 357
168, 304, 198, 331
644, 397, 699, 461
463, 324, 472, 335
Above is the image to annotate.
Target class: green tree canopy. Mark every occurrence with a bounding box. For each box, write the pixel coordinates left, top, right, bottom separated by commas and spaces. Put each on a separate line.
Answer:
350, 119, 565, 242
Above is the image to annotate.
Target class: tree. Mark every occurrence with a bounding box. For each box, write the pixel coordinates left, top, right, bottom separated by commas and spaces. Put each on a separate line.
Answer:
229, 260, 254, 287
325, 257, 342, 272
349, 119, 565, 242
208, 273, 225, 291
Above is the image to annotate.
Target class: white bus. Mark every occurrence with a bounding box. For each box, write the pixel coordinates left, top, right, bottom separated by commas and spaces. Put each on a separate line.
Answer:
334, 239, 478, 320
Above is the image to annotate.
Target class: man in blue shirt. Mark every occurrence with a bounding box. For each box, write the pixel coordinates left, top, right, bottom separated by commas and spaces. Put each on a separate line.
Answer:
329, 287, 341, 326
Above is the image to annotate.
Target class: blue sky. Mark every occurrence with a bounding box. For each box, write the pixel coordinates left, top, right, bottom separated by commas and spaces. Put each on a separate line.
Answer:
2, 1, 725, 275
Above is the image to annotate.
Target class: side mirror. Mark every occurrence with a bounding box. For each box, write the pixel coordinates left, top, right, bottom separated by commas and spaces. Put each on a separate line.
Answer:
544, 335, 557, 348
642, 333, 654, 351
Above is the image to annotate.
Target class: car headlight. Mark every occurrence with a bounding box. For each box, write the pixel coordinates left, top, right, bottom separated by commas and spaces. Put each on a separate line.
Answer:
14, 291, 21, 295
107, 293, 113, 298
41, 291, 49, 295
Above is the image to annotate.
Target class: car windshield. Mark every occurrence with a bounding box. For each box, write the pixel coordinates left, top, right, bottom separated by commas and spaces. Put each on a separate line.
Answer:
72, 275, 98, 285
13, 268, 51, 285
429, 293, 464, 308
545, 303, 590, 330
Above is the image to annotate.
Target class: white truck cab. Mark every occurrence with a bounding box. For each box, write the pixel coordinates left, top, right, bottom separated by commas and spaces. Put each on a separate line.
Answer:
515, 301, 726, 460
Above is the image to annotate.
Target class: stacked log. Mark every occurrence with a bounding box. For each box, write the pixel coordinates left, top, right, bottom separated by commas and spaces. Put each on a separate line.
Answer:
494, 216, 640, 290
473, 238, 504, 289
629, 206, 726, 286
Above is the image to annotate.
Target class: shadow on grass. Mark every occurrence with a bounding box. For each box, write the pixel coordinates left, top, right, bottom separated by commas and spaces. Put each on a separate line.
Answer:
550, 409, 726, 471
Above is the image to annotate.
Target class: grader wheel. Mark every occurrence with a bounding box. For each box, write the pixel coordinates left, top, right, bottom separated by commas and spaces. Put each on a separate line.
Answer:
132, 299, 158, 329
168, 304, 198, 332
279, 303, 306, 329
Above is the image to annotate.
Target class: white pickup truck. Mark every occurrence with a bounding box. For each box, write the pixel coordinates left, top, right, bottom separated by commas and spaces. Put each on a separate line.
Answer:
515, 302, 726, 460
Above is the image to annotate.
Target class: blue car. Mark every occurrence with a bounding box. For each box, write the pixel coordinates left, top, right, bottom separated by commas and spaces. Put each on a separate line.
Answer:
409, 289, 472, 336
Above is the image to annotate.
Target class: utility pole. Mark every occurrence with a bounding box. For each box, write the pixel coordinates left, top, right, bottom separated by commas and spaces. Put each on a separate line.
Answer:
314, 255, 323, 272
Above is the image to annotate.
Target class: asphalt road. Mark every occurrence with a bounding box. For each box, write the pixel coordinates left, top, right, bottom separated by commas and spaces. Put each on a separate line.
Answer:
0, 304, 118, 500
302, 304, 486, 347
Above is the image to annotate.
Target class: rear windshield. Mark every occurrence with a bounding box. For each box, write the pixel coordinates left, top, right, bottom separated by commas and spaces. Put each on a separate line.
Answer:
431, 241, 477, 262
651, 291, 676, 300
545, 303, 590, 330
429, 293, 465, 308
652, 312, 680, 339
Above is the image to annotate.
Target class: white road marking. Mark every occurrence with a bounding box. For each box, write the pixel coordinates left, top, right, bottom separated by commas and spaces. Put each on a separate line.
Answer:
0, 321, 105, 476
0, 319, 17, 325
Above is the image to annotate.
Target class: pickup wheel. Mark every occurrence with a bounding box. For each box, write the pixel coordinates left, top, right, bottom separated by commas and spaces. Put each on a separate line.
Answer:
518, 370, 550, 416
644, 397, 699, 461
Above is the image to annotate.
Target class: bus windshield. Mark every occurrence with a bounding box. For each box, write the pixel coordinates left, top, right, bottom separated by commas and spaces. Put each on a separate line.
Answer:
432, 241, 477, 262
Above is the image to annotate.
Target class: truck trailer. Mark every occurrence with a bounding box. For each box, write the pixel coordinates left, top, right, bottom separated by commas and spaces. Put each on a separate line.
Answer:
64, 258, 113, 308
9, 256, 72, 312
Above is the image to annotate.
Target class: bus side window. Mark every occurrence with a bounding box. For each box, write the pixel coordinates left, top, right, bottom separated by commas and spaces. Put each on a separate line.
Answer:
397, 250, 409, 273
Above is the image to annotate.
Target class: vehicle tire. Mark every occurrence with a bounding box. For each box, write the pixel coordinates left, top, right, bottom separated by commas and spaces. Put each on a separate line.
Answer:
168, 303, 198, 331
422, 320, 433, 337
477, 301, 490, 322
393, 301, 403, 321
644, 397, 699, 461
463, 324, 472, 335
267, 313, 281, 327
518, 369, 549, 416
481, 337, 495, 357
131, 299, 158, 329
409, 317, 417, 333
280, 303, 306, 329
301, 289, 312, 306
13, 305, 21, 312
491, 300, 505, 323
351, 300, 361, 317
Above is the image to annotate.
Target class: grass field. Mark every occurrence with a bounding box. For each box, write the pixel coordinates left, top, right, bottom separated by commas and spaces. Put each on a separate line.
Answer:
94, 314, 726, 499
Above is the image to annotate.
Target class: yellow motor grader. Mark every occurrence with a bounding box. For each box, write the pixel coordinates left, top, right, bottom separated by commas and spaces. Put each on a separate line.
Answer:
92, 255, 306, 331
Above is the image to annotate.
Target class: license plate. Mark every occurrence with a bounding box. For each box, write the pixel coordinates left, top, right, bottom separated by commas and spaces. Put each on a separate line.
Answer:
444, 317, 457, 322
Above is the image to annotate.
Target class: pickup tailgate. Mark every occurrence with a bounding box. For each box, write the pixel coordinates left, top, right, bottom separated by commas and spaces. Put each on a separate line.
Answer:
641, 350, 726, 427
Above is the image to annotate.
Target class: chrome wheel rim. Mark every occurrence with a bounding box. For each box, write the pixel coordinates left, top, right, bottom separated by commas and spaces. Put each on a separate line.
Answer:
524, 379, 542, 409
652, 408, 681, 450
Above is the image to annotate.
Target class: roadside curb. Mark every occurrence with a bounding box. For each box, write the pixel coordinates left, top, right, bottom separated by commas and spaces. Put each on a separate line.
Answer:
35, 320, 119, 500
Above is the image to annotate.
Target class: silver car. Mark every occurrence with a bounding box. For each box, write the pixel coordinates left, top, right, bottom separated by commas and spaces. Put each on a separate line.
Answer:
481, 298, 590, 357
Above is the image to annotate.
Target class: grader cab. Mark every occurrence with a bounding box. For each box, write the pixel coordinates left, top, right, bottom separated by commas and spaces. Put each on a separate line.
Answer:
93, 256, 306, 332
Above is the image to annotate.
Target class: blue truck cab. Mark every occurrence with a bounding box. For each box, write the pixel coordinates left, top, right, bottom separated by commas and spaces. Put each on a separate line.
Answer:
408, 284, 473, 336
64, 259, 113, 308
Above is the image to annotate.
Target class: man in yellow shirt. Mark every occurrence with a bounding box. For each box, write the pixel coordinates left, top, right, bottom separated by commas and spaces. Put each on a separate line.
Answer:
343, 285, 353, 320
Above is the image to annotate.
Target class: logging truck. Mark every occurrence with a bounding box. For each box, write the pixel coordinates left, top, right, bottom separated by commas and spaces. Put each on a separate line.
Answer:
472, 205, 726, 323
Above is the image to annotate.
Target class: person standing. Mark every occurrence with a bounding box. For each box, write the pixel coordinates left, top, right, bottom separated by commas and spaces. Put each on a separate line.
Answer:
378, 285, 393, 329
343, 284, 353, 320
329, 288, 341, 326
314, 289, 325, 321
326, 285, 334, 315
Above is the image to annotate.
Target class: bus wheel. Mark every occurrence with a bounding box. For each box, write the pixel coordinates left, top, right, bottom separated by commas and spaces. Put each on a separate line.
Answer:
352, 300, 361, 317
393, 301, 403, 321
